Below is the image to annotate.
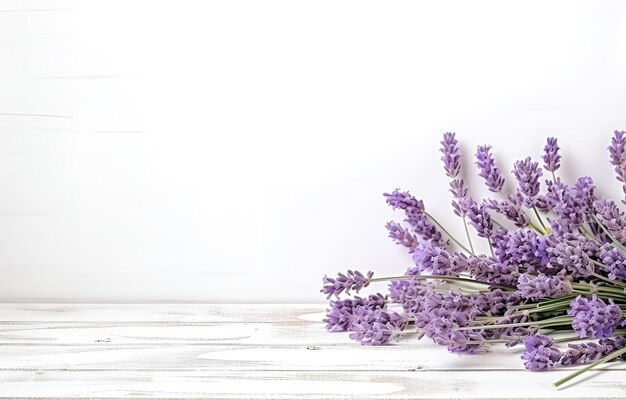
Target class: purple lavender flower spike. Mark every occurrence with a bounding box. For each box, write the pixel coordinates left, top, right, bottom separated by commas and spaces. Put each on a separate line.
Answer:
483, 198, 529, 227
388, 279, 437, 317
321, 270, 374, 299
384, 189, 447, 247
450, 178, 469, 217
440, 133, 471, 218
348, 308, 405, 345
475, 145, 505, 192
598, 244, 626, 281
545, 178, 585, 228
474, 289, 522, 316
594, 199, 626, 244
517, 273, 572, 301
542, 137, 561, 174
574, 176, 596, 213
384, 189, 424, 212
493, 228, 548, 271
561, 337, 626, 365
440, 132, 461, 178
521, 335, 562, 371
546, 241, 593, 278
410, 245, 468, 276
568, 295, 623, 338
323, 294, 386, 332
385, 221, 417, 250
467, 255, 520, 286
609, 130, 626, 180
461, 197, 493, 238
512, 157, 543, 207
608, 130, 626, 204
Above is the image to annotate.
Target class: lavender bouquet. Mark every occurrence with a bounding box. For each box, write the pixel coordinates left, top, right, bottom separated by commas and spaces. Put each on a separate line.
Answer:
321, 131, 626, 388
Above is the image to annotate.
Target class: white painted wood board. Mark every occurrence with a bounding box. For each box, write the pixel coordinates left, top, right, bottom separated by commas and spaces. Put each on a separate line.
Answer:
0, 303, 623, 398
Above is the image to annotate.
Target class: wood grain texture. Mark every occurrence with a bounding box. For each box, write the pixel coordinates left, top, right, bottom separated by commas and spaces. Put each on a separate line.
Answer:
0, 304, 623, 399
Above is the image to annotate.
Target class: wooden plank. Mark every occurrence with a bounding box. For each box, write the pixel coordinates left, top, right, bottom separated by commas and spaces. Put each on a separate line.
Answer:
0, 321, 345, 346
0, 343, 621, 373
0, 369, 623, 399
0, 303, 325, 323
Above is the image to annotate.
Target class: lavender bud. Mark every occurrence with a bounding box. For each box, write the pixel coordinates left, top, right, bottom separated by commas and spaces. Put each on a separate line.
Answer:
598, 244, 626, 281
348, 308, 405, 345
321, 270, 374, 299
521, 335, 562, 371
542, 137, 561, 173
323, 294, 386, 332
440, 132, 461, 178
461, 197, 493, 238
512, 157, 543, 206
410, 245, 467, 276
568, 295, 622, 339
517, 273, 572, 301
475, 145, 505, 192
385, 221, 417, 250
561, 337, 626, 366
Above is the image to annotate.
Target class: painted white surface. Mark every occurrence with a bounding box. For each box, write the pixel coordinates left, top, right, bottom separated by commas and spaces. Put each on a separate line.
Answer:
0, 303, 621, 398
0, 1, 625, 301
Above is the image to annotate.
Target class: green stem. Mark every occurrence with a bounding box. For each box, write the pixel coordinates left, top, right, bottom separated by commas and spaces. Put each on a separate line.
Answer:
589, 268, 626, 288
424, 212, 472, 254
527, 221, 544, 234
551, 171, 557, 183
487, 238, 494, 257
554, 346, 626, 388
369, 274, 515, 290
462, 216, 475, 255
590, 214, 626, 252
533, 206, 547, 232
454, 316, 573, 331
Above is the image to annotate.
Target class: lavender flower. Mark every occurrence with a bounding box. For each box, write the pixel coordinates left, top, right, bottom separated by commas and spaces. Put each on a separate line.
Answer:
450, 178, 469, 217
475, 145, 505, 192
492, 228, 548, 271
568, 295, 623, 339
598, 244, 626, 281
483, 198, 529, 227
574, 176, 597, 214
474, 288, 522, 315
594, 199, 626, 244
461, 197, 493, 238
385, 221, 417, 250
517, 273, 572, 301
608, 130, 626, 204
561, 337, 626, 365
384, 189, 424, 212
542, 137, 561, 173
545, 178, 587, 228
349, 307, 405, 345
512, 157, 543, 206
546, 241, 593, 278
321, 270, 374, 299
323, 294, 386, 332
384, 189, 447, 247
440, 132, 461, 178
521, 335, 562, 371
388, 279, 437, 317
467, 255, 520, 286
440, 132, 470, 217
609, 130, 626, 181
410, 245, 468, 276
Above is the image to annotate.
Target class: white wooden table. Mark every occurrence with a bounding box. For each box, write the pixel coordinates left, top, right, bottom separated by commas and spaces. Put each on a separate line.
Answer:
0, 304, 623, 399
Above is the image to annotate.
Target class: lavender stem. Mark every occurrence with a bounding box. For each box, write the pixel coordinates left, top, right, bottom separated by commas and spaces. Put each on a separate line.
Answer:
424, 211, 473, 254
554, 345, 626, 388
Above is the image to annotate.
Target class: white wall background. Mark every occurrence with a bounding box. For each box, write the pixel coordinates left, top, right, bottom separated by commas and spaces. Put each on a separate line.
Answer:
0, 0, 625, 302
